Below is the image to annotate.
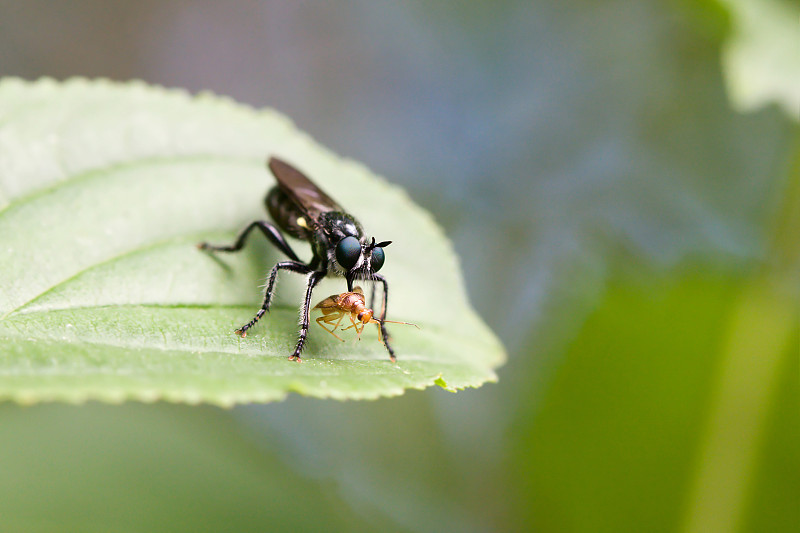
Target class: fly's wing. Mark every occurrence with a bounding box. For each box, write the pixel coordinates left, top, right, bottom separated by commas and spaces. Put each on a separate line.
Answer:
268, 157, 343, 224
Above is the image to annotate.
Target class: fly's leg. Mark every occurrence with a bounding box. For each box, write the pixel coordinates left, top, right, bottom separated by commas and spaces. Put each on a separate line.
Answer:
198, 220, 301, 262
236, 261, 312, 337
372, 273, 395, 362
289, 271, 326, 362
369, 282, 378, 312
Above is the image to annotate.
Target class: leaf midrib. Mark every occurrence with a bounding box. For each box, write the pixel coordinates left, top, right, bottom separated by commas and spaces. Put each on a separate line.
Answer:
0, 154, 264, 320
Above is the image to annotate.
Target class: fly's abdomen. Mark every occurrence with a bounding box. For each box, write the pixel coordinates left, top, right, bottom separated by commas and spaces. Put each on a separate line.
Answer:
266, 186, 312, 240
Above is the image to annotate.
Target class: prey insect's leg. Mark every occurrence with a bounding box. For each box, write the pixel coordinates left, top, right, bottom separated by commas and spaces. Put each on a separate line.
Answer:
198, 220, 301, 262
373, 273, 395, 362
354, 320, 367, 340
342, 315, 363, 340
315, 312, 347, 342
236, 261, 312, 337
290, 271, 326, 361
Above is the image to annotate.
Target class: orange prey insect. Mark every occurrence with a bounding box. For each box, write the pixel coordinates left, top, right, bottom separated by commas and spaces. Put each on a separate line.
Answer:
313, 286, 418, 345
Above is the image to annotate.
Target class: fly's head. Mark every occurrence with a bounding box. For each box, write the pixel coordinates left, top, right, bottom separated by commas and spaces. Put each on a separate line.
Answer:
334, 236, 391, 291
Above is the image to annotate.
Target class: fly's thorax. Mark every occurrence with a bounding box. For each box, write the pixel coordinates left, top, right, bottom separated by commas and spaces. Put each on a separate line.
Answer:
318, 212, 364, 242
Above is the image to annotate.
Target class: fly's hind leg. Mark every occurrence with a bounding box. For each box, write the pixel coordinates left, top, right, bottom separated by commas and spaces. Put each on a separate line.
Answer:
198, 220, 301, 262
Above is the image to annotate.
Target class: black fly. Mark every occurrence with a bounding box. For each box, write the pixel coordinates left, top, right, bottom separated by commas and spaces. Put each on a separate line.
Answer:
198, 157, 395, 362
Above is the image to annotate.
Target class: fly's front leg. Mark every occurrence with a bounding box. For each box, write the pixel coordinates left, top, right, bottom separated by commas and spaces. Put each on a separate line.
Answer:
198, 220, 301, 262
236, 261, 312, 337
369, 282, 378, 312
372, 273, 395, 362
289, 271, 326, 362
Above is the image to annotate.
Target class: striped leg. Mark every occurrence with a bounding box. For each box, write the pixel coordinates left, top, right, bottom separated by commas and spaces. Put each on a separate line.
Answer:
236, 261, 312, 337
372, 273, 395, 362
198, 220, 301, 262
289, 271, 326, 361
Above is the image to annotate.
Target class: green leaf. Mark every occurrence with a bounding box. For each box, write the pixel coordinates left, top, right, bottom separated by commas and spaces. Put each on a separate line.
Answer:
0, 78, 505, 406
508, 272, 799, 532
719, 0, 800, 120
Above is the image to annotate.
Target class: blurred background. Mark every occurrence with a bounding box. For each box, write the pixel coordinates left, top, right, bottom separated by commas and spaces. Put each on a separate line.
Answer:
0, 1, 797, 531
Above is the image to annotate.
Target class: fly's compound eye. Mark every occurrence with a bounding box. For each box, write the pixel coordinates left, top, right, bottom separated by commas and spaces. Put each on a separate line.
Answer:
370, 246, 385, 272
336, 236, 361, 270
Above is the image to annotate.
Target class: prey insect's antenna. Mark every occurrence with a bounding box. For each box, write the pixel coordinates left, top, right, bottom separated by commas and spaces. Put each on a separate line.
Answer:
341, 317, 419, 342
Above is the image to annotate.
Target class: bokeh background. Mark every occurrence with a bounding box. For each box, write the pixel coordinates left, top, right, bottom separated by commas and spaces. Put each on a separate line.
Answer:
0, 1, 797, 532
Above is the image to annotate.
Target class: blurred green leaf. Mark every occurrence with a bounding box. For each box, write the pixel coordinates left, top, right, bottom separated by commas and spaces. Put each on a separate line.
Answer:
0, 403, 405, 533
720, 0, 800, 120
0, 78, 505, 406
741, 331, 799, 533
508, 271, 798, 533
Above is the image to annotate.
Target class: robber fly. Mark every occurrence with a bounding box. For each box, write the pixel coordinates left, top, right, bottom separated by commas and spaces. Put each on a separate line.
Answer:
198, 157, 394, 362
314, 286, 418, 342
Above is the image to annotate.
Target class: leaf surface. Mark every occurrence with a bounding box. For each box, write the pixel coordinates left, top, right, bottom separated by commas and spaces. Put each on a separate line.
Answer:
0, 78, 505, 405
720, 0, 800, 120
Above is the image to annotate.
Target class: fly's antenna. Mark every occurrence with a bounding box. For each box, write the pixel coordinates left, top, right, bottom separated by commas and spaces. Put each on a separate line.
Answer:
366, 237, 392, 252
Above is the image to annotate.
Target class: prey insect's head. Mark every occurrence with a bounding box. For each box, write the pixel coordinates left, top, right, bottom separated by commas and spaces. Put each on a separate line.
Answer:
337, 236, 391, 291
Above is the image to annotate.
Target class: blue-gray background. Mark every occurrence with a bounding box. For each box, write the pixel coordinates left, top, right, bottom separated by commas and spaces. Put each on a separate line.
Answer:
0, 1, 796, 532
